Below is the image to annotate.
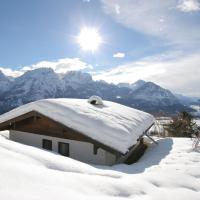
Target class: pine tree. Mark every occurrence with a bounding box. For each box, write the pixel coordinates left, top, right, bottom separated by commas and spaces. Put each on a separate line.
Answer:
165, 111, 199, 137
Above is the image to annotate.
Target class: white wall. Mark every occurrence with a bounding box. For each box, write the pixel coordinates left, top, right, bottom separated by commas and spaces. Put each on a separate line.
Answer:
9, 130, 116, 165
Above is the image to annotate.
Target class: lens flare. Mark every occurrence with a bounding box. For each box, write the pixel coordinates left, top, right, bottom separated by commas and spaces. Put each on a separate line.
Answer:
77, 28, 102, 52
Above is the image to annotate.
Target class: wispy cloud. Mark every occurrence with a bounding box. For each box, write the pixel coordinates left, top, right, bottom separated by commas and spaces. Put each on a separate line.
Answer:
113, 52, 125, 58
22, 58, 92, 74
1, 54, 199, 97
177, 0, 200, 12
93, 52, 200, 97
101, 0, 200, 47
0, 67, 23, 77
115, 4, 120, 14
82, 0, 91, 2
0, 57, 92, 77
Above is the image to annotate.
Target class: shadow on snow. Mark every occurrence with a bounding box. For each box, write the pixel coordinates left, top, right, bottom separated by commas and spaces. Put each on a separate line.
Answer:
97, 138, 173, 175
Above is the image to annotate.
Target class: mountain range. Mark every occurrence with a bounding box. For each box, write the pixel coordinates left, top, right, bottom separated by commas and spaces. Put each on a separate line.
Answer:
0, 68, 197, 115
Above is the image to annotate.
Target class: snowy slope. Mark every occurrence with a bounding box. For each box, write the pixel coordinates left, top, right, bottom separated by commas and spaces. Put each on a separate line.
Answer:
0, 133, 199, 200
118, 80, 146, 91
0, 68, 63, 112
0, 98, 154, 154
9, 68, 62, 99
132, 82, 179, 104
0, 70, 11, 93
128, 82, 189, 113
62, 70, 93, 89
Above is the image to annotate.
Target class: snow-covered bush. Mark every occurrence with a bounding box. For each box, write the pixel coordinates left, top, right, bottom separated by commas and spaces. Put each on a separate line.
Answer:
165, 111, 200, 138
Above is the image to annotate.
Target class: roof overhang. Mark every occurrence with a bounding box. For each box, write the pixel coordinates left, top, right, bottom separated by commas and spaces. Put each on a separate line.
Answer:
0, 110, 123, 155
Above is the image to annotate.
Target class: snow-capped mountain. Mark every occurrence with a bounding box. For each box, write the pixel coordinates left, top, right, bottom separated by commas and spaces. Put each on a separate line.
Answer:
118, 80, 146, 91
131, 82, 178, 103
0, 68, 193, 114
0, 68, 63, 112
128, 82, 186, 113
62, 71, 93, 89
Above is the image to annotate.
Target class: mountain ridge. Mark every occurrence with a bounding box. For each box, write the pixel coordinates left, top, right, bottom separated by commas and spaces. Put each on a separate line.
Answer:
0, 68, 195, 115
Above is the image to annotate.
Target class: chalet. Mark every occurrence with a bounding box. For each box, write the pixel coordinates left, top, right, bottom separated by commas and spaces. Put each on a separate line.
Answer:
0, 96, 154, 165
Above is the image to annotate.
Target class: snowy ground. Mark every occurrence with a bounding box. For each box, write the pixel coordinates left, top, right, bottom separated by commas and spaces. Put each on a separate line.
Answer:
0, 131, 199, 200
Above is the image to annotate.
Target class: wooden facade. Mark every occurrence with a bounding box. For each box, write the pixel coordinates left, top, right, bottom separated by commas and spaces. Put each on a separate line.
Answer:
0, 111, 151, 165
0, 111, 121, 156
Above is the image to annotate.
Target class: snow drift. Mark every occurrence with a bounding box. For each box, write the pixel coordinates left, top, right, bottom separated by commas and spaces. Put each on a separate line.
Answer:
0, 132, 199, 200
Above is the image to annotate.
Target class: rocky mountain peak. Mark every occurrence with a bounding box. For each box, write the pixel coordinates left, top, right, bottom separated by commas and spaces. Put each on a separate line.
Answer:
118, 80, 146, 91
0, 70, 11, 94
0, 69, 192, 115
62, 70, 93, 89
18, 67, 56, 79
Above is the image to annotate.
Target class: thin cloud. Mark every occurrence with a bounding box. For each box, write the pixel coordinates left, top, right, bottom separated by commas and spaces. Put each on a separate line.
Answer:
22, 58, 92, 74
0, 57, 92, 77
113, 52, 125, 58
93, 52, 200, 97
177, 0, 200, 12
115, 4, 120, 14
101, 0, 200, 47
0, 67, 23, 77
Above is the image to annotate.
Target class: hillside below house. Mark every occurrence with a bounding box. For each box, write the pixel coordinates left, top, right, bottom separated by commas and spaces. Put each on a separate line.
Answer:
0, 68, 195, 115
0, 98, 154, 165
0, 132, 199, 200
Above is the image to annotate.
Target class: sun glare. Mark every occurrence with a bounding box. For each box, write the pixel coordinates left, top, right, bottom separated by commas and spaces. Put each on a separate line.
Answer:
77, 28, 102, 52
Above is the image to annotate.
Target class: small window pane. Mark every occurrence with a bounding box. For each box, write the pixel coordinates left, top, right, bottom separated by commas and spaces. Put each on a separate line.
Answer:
42, 139, 52, 150
58, 142, 69, 157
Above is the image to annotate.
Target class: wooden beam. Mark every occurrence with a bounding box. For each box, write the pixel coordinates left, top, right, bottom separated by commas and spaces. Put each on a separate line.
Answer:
0, 110, 154, 156
124, 140, 147, 164
3, 111, 121, 155
0, 111, 37, 130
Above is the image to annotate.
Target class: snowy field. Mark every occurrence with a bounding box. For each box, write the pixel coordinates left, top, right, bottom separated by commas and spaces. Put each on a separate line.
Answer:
0, 131, 199, 200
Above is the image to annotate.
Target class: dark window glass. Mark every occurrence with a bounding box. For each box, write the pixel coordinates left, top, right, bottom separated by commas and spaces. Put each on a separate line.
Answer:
58, 142, 69, 157
42, 139, 52, 150
93, 145, 98, 155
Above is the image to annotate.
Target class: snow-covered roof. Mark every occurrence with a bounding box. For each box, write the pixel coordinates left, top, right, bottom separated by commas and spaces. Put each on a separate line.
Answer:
0, 98, 154, 154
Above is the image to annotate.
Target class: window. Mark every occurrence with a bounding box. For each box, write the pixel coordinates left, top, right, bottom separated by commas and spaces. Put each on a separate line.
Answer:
42, 139, 52, 151
93, 145, 99, 155
58, 142, 69, 157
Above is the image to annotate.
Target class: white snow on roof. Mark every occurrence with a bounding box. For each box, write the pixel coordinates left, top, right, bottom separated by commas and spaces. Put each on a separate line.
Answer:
0, 98, 154, 154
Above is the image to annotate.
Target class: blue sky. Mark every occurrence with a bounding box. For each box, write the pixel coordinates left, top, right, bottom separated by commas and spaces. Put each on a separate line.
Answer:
0, 0, 200, 96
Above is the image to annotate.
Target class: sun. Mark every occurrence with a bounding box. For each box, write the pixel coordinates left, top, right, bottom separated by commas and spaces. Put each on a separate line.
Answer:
77, 28, 102, 52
